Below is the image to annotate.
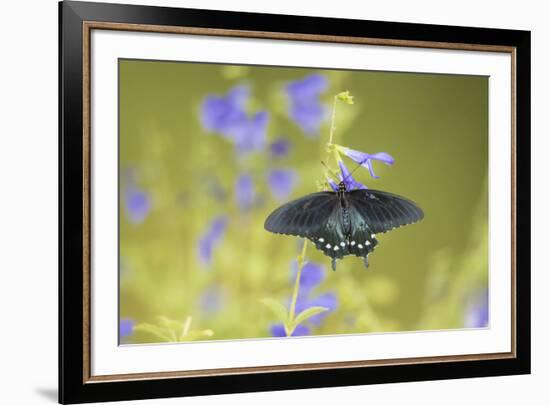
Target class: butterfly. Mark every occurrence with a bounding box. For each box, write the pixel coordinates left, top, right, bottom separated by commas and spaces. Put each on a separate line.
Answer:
264, 180, 423, 270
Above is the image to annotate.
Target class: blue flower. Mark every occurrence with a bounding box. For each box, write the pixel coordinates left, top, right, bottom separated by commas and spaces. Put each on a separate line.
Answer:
267, 169, 297, 201
125, 185, 151, 224
120, 318, 134, 338
335, 145, 395, 179
464, 290, 489, 328
235, 174, 255, 211
289, 261, 337, 327
328, 160, 368, 191
268, 262, 336, 338
270, 323, 310, 337
199, 285, 226, 315
269, 137, 291, 158
197, 216, 228, 266
232, 111, 269, 155
201, 86, 269, 156
286, 74, 328, 136
295, 292, 338, 326
290, 260, 325, 294
200, 85, 249, 136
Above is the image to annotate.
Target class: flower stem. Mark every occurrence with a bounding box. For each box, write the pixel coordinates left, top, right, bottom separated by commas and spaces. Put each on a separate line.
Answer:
328, 95, 338, 146
181, 316, 192, 339
324, 96, 342, 181
286, 239, 308, 336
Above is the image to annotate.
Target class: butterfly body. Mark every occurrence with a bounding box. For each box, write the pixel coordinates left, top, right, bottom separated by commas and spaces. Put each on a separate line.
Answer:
264, 181, 423, 270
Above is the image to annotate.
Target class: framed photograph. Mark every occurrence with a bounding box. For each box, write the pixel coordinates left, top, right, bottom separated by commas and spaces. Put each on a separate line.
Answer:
59, 1, 530, 403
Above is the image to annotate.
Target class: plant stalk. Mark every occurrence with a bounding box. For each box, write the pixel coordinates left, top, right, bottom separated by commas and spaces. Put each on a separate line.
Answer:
286, 239, 308, 336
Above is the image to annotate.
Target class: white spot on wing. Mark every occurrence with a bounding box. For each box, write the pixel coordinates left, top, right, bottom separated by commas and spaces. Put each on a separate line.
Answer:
326, 244, 331, 249
318, 238, 324, 242
366, 241, 371, 246
351, 241, 356, 246
371, 234, 376, 238
334, 246, 339, 251
340, 242, 346, 247
358, 244, 363, 249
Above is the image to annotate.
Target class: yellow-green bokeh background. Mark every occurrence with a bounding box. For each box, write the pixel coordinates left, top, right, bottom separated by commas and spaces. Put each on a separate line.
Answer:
119, 59, 488, 344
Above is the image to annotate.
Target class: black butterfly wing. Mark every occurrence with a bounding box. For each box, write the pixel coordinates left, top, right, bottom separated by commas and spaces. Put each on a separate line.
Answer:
346, 207, 378, 259
264, 191, 336, 237
345, 189, 422, 265
347, 189, 424, 234
264, 192, 349, 260
264, 188, 423, 270
312, 204, 350, 260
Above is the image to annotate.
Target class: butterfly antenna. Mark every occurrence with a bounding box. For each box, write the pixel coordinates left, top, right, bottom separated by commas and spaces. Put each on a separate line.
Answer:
341, 159, 367, 183
321, 161, 340, 181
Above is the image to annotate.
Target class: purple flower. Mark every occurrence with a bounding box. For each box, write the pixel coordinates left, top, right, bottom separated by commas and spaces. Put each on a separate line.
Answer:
120, 318, 134, 338
200, 86, 269, 156
464, 290, 489, 328
336, 145, 394, 179
200, 86, 249, 136
265, 262, 336, 338
199, 285, 225, 314
197, 216, 228, 266
328, 160, 368, 191
267, 169, 297, 201
271, 323, 310, 337
290, 260, 325, 294
235, 174, 255, 211
232, 111, 269, 155
269, 138, 291, 158
286, 74, 328, 136
288, 261, 338, 328
295, 292, 338, 326
125, 185, 151, 224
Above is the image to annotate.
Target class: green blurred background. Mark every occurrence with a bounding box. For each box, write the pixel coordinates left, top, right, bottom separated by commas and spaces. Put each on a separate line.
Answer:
119, 59, 488, 344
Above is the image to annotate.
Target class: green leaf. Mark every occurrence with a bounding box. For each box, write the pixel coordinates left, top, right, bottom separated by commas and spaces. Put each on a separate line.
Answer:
133, 323, 173, 342
336, 91, 354, 104
291, 306, 329, 329
157, 315, 183, 331
183, 329, 214, 342
260, 298, 289, 323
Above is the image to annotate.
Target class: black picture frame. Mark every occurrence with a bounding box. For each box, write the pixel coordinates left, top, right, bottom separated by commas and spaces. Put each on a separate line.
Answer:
59, 1, 531, 403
